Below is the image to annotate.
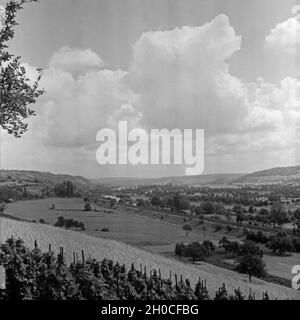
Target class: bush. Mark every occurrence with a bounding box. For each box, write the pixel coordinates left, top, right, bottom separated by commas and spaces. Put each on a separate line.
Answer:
267, 234, 295, 255
214, 224, 222, 232
175, 241, 213, 262
54, 216, 85, 231
246, 231, 269, 244
84, 202, 92, 212
226, 225, 233, 232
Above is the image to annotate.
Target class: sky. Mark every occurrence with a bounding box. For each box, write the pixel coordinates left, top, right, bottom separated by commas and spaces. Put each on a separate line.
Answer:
0, 0, 300, 178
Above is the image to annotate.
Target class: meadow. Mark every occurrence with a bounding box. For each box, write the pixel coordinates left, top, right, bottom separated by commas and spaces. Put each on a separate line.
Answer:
5, 198, 300, 284
0, 216, 299, 300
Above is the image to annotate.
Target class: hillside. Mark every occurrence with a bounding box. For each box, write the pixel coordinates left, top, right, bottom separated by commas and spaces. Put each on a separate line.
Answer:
0, 217, 299, 300
93, 173, 243, 187
95, 165, 300, 186
233, 165, 300, 185
2, 164, 300, 188
0, 170, 90, 186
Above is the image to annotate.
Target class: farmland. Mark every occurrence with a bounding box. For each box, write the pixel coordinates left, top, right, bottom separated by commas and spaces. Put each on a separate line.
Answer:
4, 198, 300, 287
0, 216, 299, 299
5, 198, 220, 248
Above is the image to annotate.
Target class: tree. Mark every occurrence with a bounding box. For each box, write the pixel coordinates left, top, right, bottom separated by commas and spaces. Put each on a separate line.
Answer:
226, 241, 240, 258
235, 241, 266, 282
0, 203, 5, 212
236, 212, 244, 225
175, 242, 186, 259
179, 197, 191, 211
173, 193, 181, 212
196, 202, 215, 215
172, 193, 190, 212
0, 0, 44, 137
202, 240, 215, 255
258, 208, 269, 216
292, 208, 300, 234
182, 223, 192, 237
150, 196, 161, 207
219, 236, 230, 252
270, 202, 288, 228
54, 181, 75, 198
268, 233, 294, 256
185, 242, 207, 263
215, 204, 226, 215
84, 202, 92, 212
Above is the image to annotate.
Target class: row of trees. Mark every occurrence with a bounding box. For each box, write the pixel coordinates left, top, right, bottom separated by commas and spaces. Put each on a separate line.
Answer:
151, 193, 191, 212
54, 181, 75, 198
246, 230, 300, 255
0, 237, 271, 300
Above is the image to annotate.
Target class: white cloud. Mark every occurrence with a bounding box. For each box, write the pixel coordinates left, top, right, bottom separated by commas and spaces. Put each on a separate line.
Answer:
291, 5, 300, 16
265, 14, 300, 56
127, 14, 246, 134
3, 14, 300, 176
36, 67, 136, 147
49, 46, 104, 75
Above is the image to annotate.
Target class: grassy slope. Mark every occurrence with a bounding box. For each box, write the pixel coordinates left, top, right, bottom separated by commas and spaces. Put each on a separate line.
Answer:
1, 217, 299, 300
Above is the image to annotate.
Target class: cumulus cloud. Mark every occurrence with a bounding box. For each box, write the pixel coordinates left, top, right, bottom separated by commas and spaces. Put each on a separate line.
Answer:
17, 16, 300, 153
49, 46, 104, 75
265, 11, 300, 56
37, 67, 135, 147
3, 13, 300, 176
127, 14, 246, 134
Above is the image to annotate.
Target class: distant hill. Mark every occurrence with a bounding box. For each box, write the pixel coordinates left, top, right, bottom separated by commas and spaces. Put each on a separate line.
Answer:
2, 165, 300, 188
0, 170, 90, 186
94, 165, 300, 186
93, 173, 243, 187
232, 165, 300, 185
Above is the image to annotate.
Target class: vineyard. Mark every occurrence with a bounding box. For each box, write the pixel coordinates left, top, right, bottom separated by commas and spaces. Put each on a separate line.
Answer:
0, 236, 272, 300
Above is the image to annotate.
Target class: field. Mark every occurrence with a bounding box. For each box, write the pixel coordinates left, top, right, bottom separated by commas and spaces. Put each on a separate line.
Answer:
0, 216, 299, 299
6, 198, 222, 249
4, 198, 300, 291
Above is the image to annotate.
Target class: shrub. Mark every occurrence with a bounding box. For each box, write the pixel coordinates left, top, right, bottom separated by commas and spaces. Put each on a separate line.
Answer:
267, 234, 295, 255
246, 231, 269, 244
84, 202, 92, 212
226, 225, 233, 232
214, 224, 222, 232
54, 216, 85, 231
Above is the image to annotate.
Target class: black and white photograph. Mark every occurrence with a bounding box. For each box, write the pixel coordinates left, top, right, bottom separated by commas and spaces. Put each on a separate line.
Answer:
0, 0, 300, 309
